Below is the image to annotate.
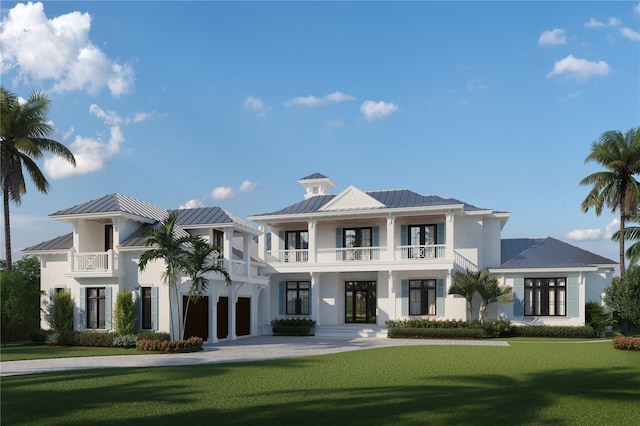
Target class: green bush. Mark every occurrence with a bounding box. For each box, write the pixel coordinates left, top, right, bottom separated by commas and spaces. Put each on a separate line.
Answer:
585, 302, 611, 337
73, 331, 119, 347
49, 291, 74, 333
136, 336, 203, 353
45, 331, 76, 346
513, 325, 595, 338
389, 327, 485, 339
113, 334, 138, 348
28, 329, 49, 344
0, 269, 42, 342
271, 318, 316, 336
114, 290, 137, 335
483, 318, 516, 337
613, 336, 640, 351
386, 319, 482, 329
136, 331, 170, 341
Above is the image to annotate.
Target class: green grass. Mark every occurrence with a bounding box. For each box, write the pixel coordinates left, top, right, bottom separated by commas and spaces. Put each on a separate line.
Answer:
2, 341, 639, 425
0, 345, 144, 361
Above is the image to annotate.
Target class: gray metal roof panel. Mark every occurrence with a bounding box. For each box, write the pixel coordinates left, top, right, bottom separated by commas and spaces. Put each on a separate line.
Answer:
51, 193, 168, 221
172, 207, 233, 226
300, 172, 329, 180
23, 233, 73, 252
496, 237, 617, 269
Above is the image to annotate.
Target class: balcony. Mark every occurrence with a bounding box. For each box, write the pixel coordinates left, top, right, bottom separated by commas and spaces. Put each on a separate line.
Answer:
66, 250, 119, 278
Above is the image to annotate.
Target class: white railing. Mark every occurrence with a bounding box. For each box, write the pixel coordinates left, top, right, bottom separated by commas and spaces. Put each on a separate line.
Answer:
267, 249, 309, 263
231, 259, 245, 275
317, 247, 386, 262
397, 244, 445, 260
70, 251, 115, 273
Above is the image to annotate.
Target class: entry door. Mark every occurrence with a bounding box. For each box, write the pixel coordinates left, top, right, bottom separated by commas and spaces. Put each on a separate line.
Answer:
182, 296, 209, 341
236, 297, 251, 336
217, 297, 229, 339
345, 281, 376, 323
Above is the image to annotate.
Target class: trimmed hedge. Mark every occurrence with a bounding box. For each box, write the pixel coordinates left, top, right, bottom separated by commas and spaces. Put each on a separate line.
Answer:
613, 336, 640, 351
44, 330, 171, 347
389, 327, 485, 339
136, 336, 203, 353
386, 319, 481, 329
271, 318, 316, 336
513, 325, 595, 338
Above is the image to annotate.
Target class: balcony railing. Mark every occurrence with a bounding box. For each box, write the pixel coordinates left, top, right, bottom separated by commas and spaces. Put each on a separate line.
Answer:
68, 250, 116, 276
397, 244, 446, 260
267, 245, 448, 264
267, 249, 309, 263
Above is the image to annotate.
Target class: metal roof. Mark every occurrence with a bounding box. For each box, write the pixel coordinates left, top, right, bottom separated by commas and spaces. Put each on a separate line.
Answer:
50, 193, 168, 221
172, 207, 233, 226
299, 172, 329, 180
496, 237, 617, 269
255, 189, 483, 216
23, 233, 73, 252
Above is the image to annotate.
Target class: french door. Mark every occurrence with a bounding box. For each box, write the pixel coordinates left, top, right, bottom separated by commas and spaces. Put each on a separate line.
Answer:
345, 281, 376, 323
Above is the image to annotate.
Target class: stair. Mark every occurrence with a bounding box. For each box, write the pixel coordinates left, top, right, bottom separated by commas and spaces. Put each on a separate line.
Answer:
314, 325, 388, 338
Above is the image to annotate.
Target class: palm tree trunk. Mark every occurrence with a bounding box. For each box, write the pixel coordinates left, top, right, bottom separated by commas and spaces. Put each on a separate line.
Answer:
620, 215, 626, 278
3, 187, 12, 270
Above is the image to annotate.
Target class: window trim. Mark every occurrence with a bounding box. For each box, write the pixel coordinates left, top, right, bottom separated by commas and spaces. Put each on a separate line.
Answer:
86, 287, 106, 329
141, 286, 153, 330
524, 278, 567, 316
286, 281, 310, 316
408, 279, 437, 316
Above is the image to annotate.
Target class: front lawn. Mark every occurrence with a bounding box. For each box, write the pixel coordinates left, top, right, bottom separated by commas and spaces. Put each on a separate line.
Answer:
0, 345, 143, 362
2, 341, 638, 425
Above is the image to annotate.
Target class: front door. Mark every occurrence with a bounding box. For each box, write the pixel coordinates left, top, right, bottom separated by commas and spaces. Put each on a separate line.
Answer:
345, 281, 376, 323
183, 296, 209, 341
217, 297, 229, 339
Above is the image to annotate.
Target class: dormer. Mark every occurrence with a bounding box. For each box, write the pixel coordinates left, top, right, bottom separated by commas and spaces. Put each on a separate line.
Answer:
298, 173, 336, 199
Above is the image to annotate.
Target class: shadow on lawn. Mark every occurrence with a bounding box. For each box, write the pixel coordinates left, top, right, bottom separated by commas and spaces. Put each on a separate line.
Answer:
3, 365, 639, 425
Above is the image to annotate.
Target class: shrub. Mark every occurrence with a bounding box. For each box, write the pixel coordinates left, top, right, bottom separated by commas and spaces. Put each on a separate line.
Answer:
0, 269, 42, 342
385, 319, 481, 329
513, 325, 595, 338
113, 334, 138, 348
389, 327, 485, 339
73, 331, 118, 347
136, 336, 203, 353
271, 318, 316, 336
45, 331, 76, 346
29, 329, 49, 344
136, 331, 170, 341
49, 291, 74, 333
613, 336, 640, 351
114, 290, 137, 335
585, 302, 611, 337
483, 318, 516, 338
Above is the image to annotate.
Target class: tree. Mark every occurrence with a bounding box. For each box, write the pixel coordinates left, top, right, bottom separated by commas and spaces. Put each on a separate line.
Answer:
449, 269, 478, 320
580, 127, 640, 277
114, 289, 137, 335
138, 212, 192, 339
0, 255, 43, 342
1, 87, 76, 269
181, 237, 231, 340
603, 265, 640, 334
48, 290, 74, 333
612, 210, 640, 267
475, 271, 513, 323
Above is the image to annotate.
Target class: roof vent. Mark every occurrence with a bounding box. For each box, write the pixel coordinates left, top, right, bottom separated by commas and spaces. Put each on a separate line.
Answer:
298, 173, 336, 199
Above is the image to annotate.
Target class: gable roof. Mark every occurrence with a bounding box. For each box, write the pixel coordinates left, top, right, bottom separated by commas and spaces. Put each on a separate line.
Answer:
50, 193, 168, 222
253, 189, 484, 217
495, 237, 617, 269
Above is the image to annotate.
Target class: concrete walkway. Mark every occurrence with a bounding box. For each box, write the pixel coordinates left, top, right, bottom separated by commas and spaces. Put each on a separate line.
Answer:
0, 336, 509, 377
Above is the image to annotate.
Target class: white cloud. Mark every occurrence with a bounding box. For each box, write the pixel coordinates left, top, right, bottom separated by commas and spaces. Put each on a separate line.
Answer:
620, 27, 640, 41
0, 2, 133, 97
635, 3, 640, 14
585, 18, 605, 28
130, 111, 156, 124
360, 100, 399, 121
179, 199, 205, 209
243, 96, 264, 111
608, 17, 621, 27
239, 180, 257, 192
565, 228, 603, 241
324, 91, 356, 103
538, 29, 567, 46
44, 104, 124, 178
546, 55, 611, 82
285, 91, 356, 107
211, 187, 234, 200
605, 219, 620, 239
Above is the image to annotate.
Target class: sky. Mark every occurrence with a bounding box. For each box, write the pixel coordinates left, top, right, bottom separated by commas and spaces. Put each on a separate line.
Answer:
1, 1, 639, 266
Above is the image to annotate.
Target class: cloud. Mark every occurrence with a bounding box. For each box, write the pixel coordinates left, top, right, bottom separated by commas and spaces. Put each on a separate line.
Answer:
585, 18, 605, 28
605, 219, 620, 239
285, 91, 356, 107
211, 187, 234, 200
360, 100, 399, 121
620, 27, 640, 41
546, 55, 611, 82
0, 2, 133, 97
44, 104, 125, 178
327, 118, 345, 128
565, 228, 603, 241
635, 3, 640, 14
179, 199, 205, 210
243, 96, 265, 111
239, 180, 258, 192
608, 17, 621, 27
538, 29, 567, 46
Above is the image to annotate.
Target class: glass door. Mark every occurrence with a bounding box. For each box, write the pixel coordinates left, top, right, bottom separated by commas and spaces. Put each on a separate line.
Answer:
345, 281, 376, 323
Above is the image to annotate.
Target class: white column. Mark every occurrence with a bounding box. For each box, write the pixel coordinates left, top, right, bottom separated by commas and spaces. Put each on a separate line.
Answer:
258, 225, 267, 261
209, 287, 220, 344
446, 213, 454, 261
311, 272, 320, 325
243, 233, 251, 277
388, 270, 396, 319
229, 284, 238, 340
387, 215, 395, 260
308, 220, 317, 262
223, 229, 233, 276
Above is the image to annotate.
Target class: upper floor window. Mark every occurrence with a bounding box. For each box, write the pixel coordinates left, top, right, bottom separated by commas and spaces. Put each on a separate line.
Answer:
104, 224, 114, 251
212, 230, 224, 257
408, 225, 437, 258
343, 227, 372, 261
409, 279, 436, 315
524, 278, 566, 316
285, 230, 308, 262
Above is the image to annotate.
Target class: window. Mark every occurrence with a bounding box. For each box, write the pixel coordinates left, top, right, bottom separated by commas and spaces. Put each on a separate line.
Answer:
286, 281, 310, 315
285, 230, 309, 262
343, 227, 372, 260
211, 230, 224, 257
142, 287, 152, 329
104, 224, 113, 251
86, 287, 106, 329
409, 279, 436, 315
408, 224, 437, 258
524, 278, 566, 316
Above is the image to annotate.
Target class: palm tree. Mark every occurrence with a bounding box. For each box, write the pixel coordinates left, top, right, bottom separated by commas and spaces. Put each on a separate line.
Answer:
449, 269, 478, 320
611, 210, 640, 267
1, 87, 76, 269
580, 127, 640, 277
475, 271, 513, 323
138, 212, 192, 339
181, 236, 231, 340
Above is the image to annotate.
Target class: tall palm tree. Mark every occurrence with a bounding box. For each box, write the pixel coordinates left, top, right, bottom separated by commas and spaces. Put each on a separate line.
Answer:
611, 210, 640, 267
138, 212, 192, 339
181, 236, 231, 340
580, 127, 640, 277
1, 87, 76, 269
449, 269, 478, 320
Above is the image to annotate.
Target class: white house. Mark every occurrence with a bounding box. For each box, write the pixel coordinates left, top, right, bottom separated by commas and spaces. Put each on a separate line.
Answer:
24, 174, 617, 341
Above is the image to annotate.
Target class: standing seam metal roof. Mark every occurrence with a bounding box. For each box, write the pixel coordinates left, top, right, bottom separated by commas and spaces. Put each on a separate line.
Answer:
50, 193, 168, 221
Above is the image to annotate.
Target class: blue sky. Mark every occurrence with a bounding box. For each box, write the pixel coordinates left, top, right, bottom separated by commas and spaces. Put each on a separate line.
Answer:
1, 1, 639, 264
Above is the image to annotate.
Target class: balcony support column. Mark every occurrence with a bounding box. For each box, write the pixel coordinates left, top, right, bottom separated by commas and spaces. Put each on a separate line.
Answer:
310, 272, 320, 325
387, 216, 395, 260
445, 213, 454, 260
258, 225, 267, 261
308, 220, 317, 262
243, 233, 251, 277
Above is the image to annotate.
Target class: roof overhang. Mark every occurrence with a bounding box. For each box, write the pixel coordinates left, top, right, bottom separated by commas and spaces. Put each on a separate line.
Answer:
50, 211, 157, 224
488, 266, 604, 274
